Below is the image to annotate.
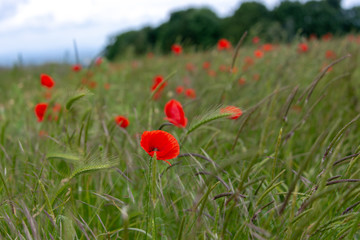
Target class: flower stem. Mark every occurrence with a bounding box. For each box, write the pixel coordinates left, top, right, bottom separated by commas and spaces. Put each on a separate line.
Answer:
151, 154, 157, 239
151, 154, 157, 206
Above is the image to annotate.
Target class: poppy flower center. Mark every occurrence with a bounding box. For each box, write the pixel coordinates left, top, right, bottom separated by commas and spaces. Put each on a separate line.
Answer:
150, 147, 159, 152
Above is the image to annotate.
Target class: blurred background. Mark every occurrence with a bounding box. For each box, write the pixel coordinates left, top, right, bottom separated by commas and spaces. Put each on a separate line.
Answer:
0, 0, 359, 67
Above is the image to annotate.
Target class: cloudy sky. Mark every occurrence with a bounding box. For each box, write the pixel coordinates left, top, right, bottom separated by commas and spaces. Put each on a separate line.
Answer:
0, 0, 358, 66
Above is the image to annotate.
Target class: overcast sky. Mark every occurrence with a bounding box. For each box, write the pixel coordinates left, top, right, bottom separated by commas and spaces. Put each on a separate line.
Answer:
0, 0, 358, 66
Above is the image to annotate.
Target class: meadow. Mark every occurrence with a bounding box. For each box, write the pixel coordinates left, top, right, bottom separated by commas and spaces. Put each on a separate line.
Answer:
0, 35, 360, 239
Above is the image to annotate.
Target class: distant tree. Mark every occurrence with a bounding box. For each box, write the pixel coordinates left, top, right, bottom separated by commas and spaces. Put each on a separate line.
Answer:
222, 2, 269, 42
325, 0, 341, 10
302, 1, 343, 36
157, 8, 221, 52
104, 27, 154, 60
272, 1, 306, 40
103, 0, 360, 61
342, 7, 360, 31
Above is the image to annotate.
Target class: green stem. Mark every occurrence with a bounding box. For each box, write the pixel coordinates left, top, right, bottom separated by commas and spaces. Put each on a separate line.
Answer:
151, 154, 157, 240
144, 157, 152, 240
151, 155, 157, 206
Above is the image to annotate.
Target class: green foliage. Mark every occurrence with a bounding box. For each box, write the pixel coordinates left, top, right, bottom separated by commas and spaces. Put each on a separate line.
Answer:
157, 8, 221, 52
222, 2, 270, 42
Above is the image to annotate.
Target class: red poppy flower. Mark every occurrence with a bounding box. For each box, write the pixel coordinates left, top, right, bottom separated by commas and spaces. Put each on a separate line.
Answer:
348, 35, 355, 42
254, 50, 264, 58
325, 50, 336, 59
52, 103, 61, 112
34, 103, 48, 122
185, 88, 196, 99
132, 61, 139, 69
95, 57, 102, 66
203, 61, 211, 69
231, 67, 238, 74
140, 130, 180, 165
219, 65, 229, 72
298, 43, 308, 53
39, 130, 48, 137
253, 73, 260, 81
217, 38, 231, 50
291, 105, 302, 113
40, 74, 55, 88
220, 106, 243, 120
115, 115, 129, 128
186, 63, 195, 72
244, 56, 254, 65
176, 86, 184, 94
208, 70, 216, 77
151, 75, 167, 100
44, 91, 52, 100
104, 83, 110, 90
171, 44, 182, 55
262, 44, 273, 51
321, 63, 333, 73
309, 34, 317, 41
238, 78, 246, 85
322, 33, 332, 41
252, 36, 260, 44
72, 64, 82, 72
147, 52, 154, 59
88, 81, 97, 89
164, 99, 187, 128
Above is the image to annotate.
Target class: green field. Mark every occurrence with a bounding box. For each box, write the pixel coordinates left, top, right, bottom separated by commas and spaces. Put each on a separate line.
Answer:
0, 36, 360, 239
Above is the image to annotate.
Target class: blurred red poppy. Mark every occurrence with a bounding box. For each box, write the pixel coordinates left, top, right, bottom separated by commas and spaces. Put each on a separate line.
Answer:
35, 103, 48, 122
88, 81, 97, 89
298, 43, 308, 53
164, 99, 187, 128
238, 78, 246, 85
252, 36, 260, 44
253, 73, 260, 81
140, 130, 180, 165
185, 88, 196, 99
203, 61, 211, 69
208, 69, 216, 77
72, 64, 82, 72
44, 91, 52, 100
171, 44, 182, 55
321, 63, 333, 73
254, 50, 264, 58
220, 106, 243, 119
219, 65, 229, 72
115, 116, 129, 128
186, 63, 196, 72
262, 44, 273, 51
244, 56, 254, 66
325, 50, 336, 59
38, 130, 48, 137
147, 52, 154, 59
40, 74, 55, 88
52, 103, 61, 112
322, 33, 333, 41
95, 57, 103, 66
104, 83, 110, 90
176, 86, 184, 94
309, 34, 317, 41
217, 38, 231, 50
151, 75, 167, 100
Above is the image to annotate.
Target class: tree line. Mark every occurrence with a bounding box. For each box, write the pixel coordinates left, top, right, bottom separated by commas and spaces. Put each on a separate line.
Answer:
104, 0, 360, 60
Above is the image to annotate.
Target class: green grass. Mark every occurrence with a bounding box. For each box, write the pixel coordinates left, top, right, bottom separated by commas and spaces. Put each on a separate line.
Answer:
0, 36, 360, 239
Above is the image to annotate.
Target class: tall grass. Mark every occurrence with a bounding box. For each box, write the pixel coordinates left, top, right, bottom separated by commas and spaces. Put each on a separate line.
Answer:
0, 36, 359, 239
